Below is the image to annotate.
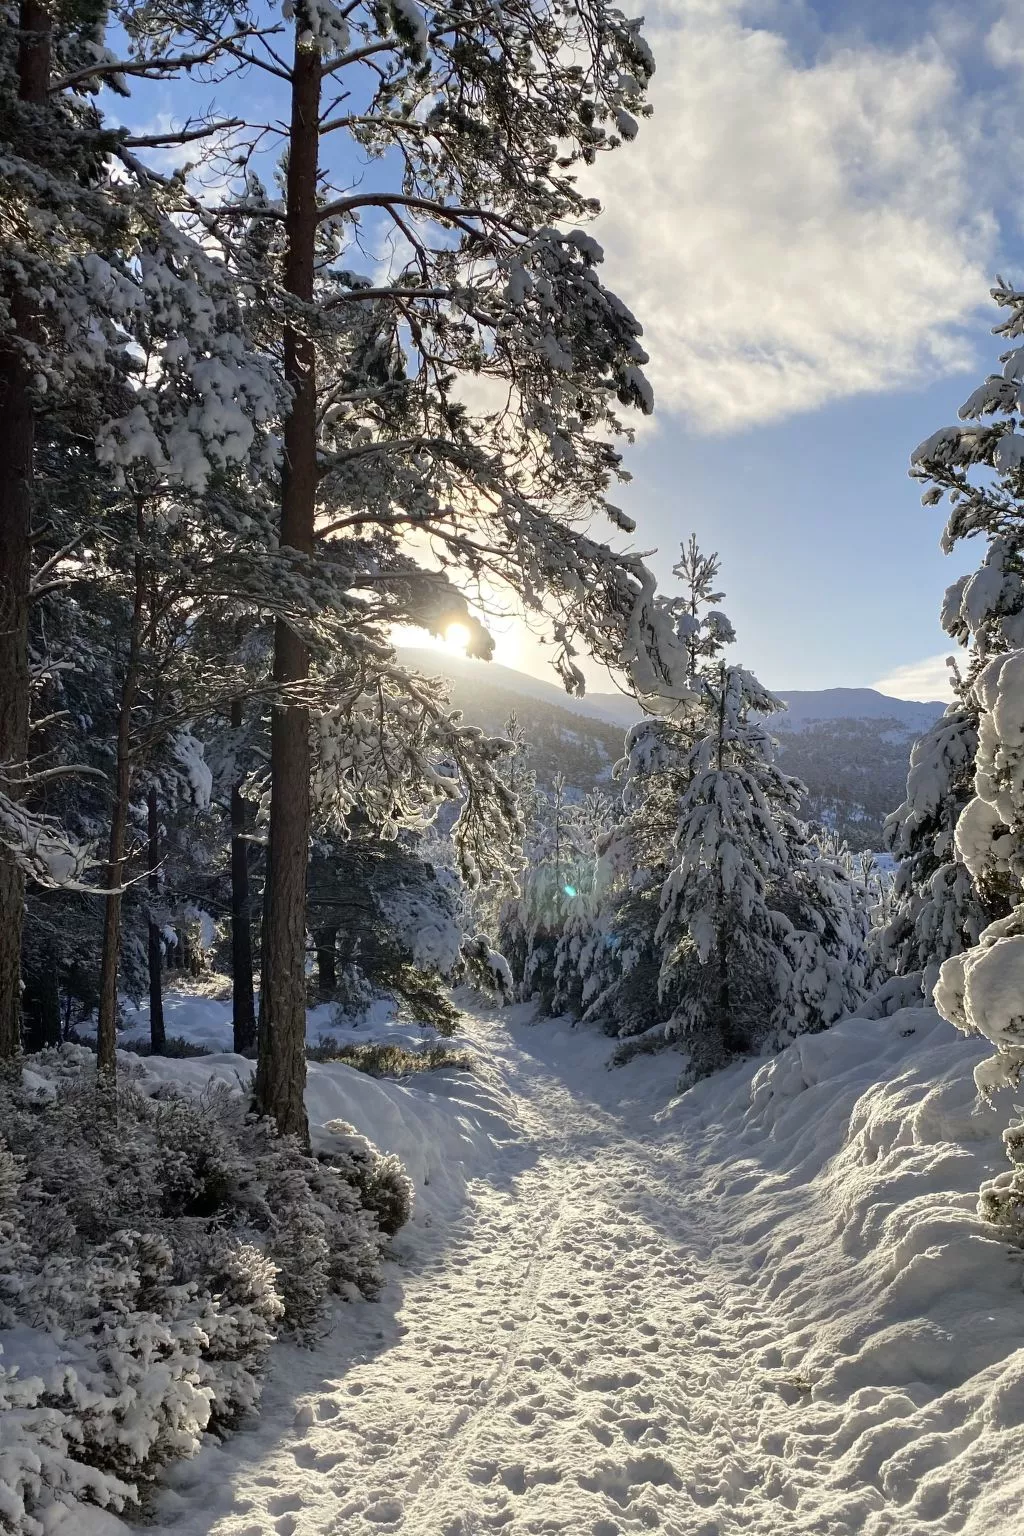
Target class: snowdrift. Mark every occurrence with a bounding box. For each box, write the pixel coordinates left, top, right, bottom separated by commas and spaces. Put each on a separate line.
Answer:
663, 1006, 1024, 1532
138, 1046, 518, 1224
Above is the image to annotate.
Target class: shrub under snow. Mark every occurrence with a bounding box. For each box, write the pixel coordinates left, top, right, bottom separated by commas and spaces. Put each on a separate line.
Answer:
0, 1046, 412, 1531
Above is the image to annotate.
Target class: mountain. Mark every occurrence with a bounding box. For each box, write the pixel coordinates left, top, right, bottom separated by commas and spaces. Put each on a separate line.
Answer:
764, 690, 945, 850
398, 647, 628, 790
769, 688, 945, 735
399, 647, 641, 729
399, 648, 946, 847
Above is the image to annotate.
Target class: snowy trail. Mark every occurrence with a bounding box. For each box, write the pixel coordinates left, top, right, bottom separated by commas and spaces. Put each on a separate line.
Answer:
149, 1009, 1019, 1536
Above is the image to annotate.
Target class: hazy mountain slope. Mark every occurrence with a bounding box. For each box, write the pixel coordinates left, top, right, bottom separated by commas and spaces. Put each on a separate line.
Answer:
398, 647, 626, 789
772, 687, 944, 734
769, 692, 945, 849
399, 647, 944, 845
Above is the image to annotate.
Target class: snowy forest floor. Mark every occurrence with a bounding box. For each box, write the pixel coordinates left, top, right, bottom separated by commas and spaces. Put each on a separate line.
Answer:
143, 1001, 1024, 1536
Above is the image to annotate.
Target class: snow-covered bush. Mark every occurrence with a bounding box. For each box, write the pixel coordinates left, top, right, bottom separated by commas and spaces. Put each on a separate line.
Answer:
458, 935, 514, 1003
0, 1046, 409, 1519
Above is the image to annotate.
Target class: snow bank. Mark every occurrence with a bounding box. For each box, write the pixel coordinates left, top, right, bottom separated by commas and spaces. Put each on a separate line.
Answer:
661, 1007, 1024, 1532
137, 1042, 516, 1226
112, 991, 455, 1055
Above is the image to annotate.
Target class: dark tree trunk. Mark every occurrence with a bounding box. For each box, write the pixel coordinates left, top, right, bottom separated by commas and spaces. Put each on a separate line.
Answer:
147, 786, 165, 1053
230, 698, 256, 1053
315, 929, 338, 998
96, 534, 146, 1077
255, 19, 321, 1143
0, 2, 50, 1061
23, 962, 60, 1052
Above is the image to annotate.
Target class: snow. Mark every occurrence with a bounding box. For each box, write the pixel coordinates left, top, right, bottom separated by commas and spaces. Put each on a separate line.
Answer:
104, 992, 440, 1055
138, 1000, 1024, 1536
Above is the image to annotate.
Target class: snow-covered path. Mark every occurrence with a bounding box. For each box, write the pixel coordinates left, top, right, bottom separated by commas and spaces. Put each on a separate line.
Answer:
150, 1007, 1024, 1536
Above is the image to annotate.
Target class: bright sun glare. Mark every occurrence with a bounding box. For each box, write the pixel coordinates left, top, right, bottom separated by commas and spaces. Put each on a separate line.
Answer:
444, 621, 472, 652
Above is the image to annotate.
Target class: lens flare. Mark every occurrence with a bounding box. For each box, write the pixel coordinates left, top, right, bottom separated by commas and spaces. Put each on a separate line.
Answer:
444, 621, 472, 652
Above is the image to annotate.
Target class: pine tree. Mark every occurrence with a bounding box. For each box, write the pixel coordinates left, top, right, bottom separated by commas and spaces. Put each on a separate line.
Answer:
0, 0, 282, 1060
902, 280, 1024, 1115
141, 0, 696, 1136
879, 669, 994, 1000
656, 661, 805, 1077
538, 539, 870, 1075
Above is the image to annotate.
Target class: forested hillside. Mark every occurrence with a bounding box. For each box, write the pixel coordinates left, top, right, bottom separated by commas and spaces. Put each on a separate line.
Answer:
402, 646, 944, 845
773, 708, 944, 849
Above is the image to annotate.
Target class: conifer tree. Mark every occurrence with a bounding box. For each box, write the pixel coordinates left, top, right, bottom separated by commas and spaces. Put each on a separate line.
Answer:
0, 0, 281, 1057
908, 281, 1024, 1129
879, 670, 993, 1000
541, 539, 870, 1075
142, 0, 697, 1136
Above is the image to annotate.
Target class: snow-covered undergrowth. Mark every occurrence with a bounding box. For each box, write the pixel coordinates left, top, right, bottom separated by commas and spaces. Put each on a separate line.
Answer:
111, 989, 460, 1057
666, 1005, 1024, 1530
0, 1045, 415, 1535
110, 1002, 1024, 1536
7, 1002, 1024, 1535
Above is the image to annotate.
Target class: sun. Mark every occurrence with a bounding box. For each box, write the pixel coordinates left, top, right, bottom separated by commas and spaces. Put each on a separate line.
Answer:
444, 621, 472, 652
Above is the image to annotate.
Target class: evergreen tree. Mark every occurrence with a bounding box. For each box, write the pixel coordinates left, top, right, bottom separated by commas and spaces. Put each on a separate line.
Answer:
139, 0, 695, 1136
878, 671, 994, 1000
531, 539, 871, 1077
901, 280, 1024, 1120
655, 661, 804, 1078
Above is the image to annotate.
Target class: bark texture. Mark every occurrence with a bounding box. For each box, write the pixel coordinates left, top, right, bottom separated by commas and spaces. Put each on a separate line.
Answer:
96, 539, 145, 1076
230, 698, 256, 1053
254, 21, 321, 1141
147, 786, 165, 1053
0, 1, 50, 1060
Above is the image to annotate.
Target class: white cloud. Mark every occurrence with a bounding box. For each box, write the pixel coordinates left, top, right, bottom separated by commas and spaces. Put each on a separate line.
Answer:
587, 6, 1007, 429
872, 653, 957, 701
987, 8, 1024, 70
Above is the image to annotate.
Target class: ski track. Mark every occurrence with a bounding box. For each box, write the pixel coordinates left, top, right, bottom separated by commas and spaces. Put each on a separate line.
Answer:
150, 1014, 939, 1536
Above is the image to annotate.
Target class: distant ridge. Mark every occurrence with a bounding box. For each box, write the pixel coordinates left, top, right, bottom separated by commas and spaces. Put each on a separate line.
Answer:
770, 688, 945, 735
396, 647, 642, 729
398, 647, 945, 735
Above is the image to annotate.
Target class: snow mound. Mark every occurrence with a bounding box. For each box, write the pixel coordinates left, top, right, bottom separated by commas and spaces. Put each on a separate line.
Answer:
661, 1007, 1024, 1533
138, 1045, 517, 1225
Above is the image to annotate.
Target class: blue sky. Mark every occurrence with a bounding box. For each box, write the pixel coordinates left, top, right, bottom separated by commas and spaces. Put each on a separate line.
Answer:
570, 0, 1024, 700
119, 0, 1024, 701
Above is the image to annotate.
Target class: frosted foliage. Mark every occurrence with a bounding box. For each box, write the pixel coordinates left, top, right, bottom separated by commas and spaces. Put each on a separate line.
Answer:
880, 701, 988, 996
387, 0, 428, 60
283, 0, 352, 53
0, 790, 91, 888
936, 913, 1024, 1094
913, 288, 1024, 1114
379, 883, 463, 976
0, 1348, 133, 1535
169, 732, 214, 812
951, 652, 1024, 895
89, 241, 278, 493
0, 1048, 410, 1521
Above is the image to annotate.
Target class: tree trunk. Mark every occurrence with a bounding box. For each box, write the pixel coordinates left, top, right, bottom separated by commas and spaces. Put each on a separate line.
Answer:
255, 19, 321, 1143
230, 698, 256, 1053
315, 929, 338, 998
23, 961, 60, 1052
0, 2, 51, 1061
147, 785, 165, 1053
96, 535, 146, 1077
145, 572, 164, 1053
